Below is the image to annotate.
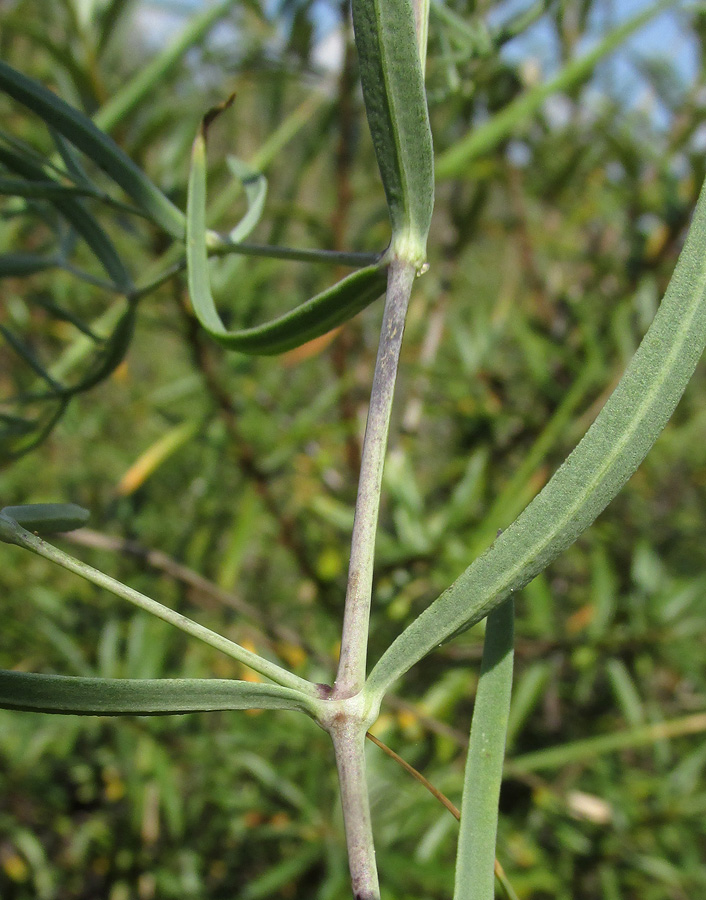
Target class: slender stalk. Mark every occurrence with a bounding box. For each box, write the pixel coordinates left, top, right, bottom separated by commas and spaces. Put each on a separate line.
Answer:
14, 530, 317, 697
330, 719, 380, 900
132, 245, 381, 302
335, 258, 416, 696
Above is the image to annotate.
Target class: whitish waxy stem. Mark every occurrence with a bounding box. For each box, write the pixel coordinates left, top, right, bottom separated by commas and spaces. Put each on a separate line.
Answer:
330, 718, 381, 900
335, 259, 416, 697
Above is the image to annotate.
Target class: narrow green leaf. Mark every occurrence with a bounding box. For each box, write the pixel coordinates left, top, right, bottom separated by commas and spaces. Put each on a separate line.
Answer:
0, 141, 133, 292
0, 176, 92, 199
436, 0, 675, 178
187, 128, 387, 354
0, 59, 185, 237
0, 503, 89, 535
0, 326, 64, 392
0, 670, 315, 716
225, 157, 268, 243
94, 0, 233, 134
352, 0, 434, 264
0, 253, 56, 277
454, 600, 514, 900
367, 177, 706, 698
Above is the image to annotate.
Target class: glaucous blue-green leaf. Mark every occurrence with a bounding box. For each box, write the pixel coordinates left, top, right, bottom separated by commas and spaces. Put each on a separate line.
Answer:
0, 503, 89, 537
0, 670, 314, 716
352, 0, 434, 265
454, 600, 514, 900
366, 176, 706, 698
187, 126, 387, 354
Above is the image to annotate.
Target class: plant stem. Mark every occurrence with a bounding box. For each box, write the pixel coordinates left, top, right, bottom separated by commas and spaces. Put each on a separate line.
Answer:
330, 718, 381, 900
335, 258, 416, 697
15, 530, 317, 697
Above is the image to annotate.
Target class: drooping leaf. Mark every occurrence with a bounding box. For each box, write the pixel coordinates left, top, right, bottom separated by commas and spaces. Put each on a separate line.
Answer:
187, 124, 387, 355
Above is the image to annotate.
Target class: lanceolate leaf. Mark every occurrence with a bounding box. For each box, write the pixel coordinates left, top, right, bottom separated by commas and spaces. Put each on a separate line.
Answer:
0, 60, 185, 238
187, 127, 387, 355
352, 0, 434, 265
454, 600, 514, 900
0, 670, 315, 716
366, 177, 706, 699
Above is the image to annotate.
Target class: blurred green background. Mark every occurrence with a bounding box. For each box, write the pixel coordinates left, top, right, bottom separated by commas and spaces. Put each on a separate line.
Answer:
1, 0, 706, 897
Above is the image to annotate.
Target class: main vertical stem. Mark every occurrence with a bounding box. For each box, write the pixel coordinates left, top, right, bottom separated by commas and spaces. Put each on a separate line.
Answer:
335, 258, 416, 697
331, 718, 380, 900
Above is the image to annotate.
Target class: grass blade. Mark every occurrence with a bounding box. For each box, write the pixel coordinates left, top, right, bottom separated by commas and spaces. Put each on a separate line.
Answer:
187, 124, 387, 354
454, 599, 514, 900
0, 59, 185, 237
367, 176, 706, 698
0, 670, 315, 716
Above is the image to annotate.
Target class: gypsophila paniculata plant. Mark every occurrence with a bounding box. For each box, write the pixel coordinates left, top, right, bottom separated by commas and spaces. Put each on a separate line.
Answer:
0, 0, 703, 897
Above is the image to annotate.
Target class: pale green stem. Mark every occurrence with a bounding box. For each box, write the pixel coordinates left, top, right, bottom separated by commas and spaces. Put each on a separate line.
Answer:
330, 718, 381, 900
14, 529, 317, 697
335, 259, 415, 697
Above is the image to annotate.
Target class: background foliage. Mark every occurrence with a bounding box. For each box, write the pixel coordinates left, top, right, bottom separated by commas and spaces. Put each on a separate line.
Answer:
1, 0, 706, 897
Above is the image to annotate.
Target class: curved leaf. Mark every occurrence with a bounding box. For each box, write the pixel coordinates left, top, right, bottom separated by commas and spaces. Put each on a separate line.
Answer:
0, 670, 315, 716
187, 127, 388, 354
367, 177, 706, 698
352, 0, 434, 264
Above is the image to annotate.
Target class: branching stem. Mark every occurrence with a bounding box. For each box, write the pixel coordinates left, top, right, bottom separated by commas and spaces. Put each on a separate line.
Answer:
335, 258, 416, 697
15, 530, 317, 697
